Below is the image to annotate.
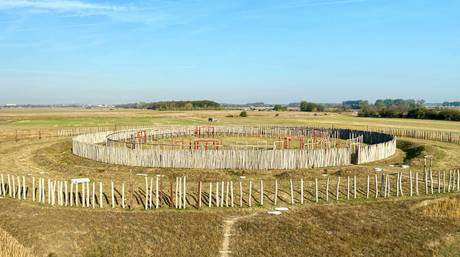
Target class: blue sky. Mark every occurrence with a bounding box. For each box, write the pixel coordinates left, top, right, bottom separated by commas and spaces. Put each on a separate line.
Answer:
0, 0, 459, 104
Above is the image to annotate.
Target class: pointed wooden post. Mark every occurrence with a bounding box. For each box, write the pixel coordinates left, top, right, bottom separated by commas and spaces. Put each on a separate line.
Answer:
346, 176, 350, 200
315, 178, 319, 203
92, 182, 95, 208
230, 181, 234, 208
239, 180, 243, 207
415, 172, 419, 195
249, 180, 252, 207
156, 176, 159, 209
353, 176, 357, 199
260, 180, 264, 206
198, 181, 202, 208
300, 178, 304, 205
336, 176, 341, 201
289, 179, 294, 204
100, 182, 103, 208
111, 181, 115, 208
274, 180, 278, 206
145, 177, 149, 210
366, 175, 370, 199
183, 176, 187, 209
32, 177, 36, 202
209, 182, 213, 208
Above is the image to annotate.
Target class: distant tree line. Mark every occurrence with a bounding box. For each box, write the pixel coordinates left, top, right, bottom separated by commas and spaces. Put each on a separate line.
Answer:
443, 101, 460, 107
355, 99, 460, 121
116, 100, 221, 111
300, 101, 325, 112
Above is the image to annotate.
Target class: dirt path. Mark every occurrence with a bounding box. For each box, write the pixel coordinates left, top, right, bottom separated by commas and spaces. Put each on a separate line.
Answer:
219, 212, 258, 257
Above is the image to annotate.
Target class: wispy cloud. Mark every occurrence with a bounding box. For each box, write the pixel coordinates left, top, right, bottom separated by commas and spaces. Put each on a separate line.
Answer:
0, 0, 125, 12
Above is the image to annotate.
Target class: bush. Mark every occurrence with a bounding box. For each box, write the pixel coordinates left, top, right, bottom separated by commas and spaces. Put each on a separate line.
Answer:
239, 111, 248, 117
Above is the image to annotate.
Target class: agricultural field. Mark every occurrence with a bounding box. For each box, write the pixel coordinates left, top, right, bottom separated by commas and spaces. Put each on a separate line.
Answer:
0, 108, 460, 257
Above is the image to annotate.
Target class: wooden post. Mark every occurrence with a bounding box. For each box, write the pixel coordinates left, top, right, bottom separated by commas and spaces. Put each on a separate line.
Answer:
230, 181, 234, 208
387, 175, 391, 197
346, 176, 350, 200
32, 177, 36, 202
111, 181, 115, 208
145, 177, 149, 210
443, 171, 446, 193
70, 182, 74, 206
215, 181, 219, 208
366, 175, 370, 199
239, 180, 243, 207
182, 176, 187, 209
208, 182, 213, 208
37, 178, 41, 203
99, 182, 103, 208
315, 178, 319, 203
274, 180, 278, 206
64, 181, 68, 206
260, 180, 264, 206
198, 181, 202, 208
220, 181, 224, 207
430, 169, 434, 195
437, 171, 441, 193
22, 176, 26, 200
300, 178, 304, 205
175, 178, 179, 208
353, 176, 357, 199
399, 173, 404, 196
425, 171, 428, 195
289, 179, 294, 205
396, 173, 400, 197
47, 179, 50, 204
86, 182, 90, 207
0, 174, 3, 197
409, 171, 413, 196
249, 180, 252, 207
82, 182, 86, 207
226, 181, 229, 207
7, 174, 11, 197
156, 176, 159, 209
415, 172, 419, 195
121, 183, 125, 209
336, 176, 341, 201
92, 182, 95, 208
149, 178, 153, 209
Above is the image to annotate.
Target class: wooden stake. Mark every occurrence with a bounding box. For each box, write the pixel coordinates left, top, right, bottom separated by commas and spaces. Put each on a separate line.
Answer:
230, 181, 234, 208
289, 179, 294, 204
353, 176, 357, 199
156, 176, 159, 209
346, 176, 350, 200
274, 180, 278, 206
249, 180, 252, 207
366, 175, 370, 199
260, 180, 264, 206
32, 177, 36, 202
209, 182, 212, 207
239, 180, 243, 207
111, 181, 115, 208
99, 182, 103, 208
92, 182, 95, 208
121, 183, 125, 209
315, 178, 319, 203
336, 176, 341, 201
300, 178, 304, 205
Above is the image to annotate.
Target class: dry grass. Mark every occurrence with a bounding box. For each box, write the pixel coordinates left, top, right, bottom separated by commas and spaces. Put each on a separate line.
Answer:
1, 108, 460, 257
420, 196, 460, 219
232, 200, 460, 257
0, 226, 37, 257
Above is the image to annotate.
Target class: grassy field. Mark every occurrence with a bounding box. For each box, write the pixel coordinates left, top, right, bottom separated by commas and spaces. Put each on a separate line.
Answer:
0, 108, 459, 257
1, 108, 460, 133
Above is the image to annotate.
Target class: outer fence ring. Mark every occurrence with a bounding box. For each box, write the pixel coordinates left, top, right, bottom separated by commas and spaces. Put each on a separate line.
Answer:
72, 126, 396, 170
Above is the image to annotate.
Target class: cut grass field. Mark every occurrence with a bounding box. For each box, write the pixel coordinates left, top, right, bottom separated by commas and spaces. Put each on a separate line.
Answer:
0, 108, 459, 257
1, 108, 460, 133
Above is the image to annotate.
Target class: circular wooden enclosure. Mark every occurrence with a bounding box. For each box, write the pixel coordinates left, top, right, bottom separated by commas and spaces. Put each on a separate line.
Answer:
72, 126, 397, 170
